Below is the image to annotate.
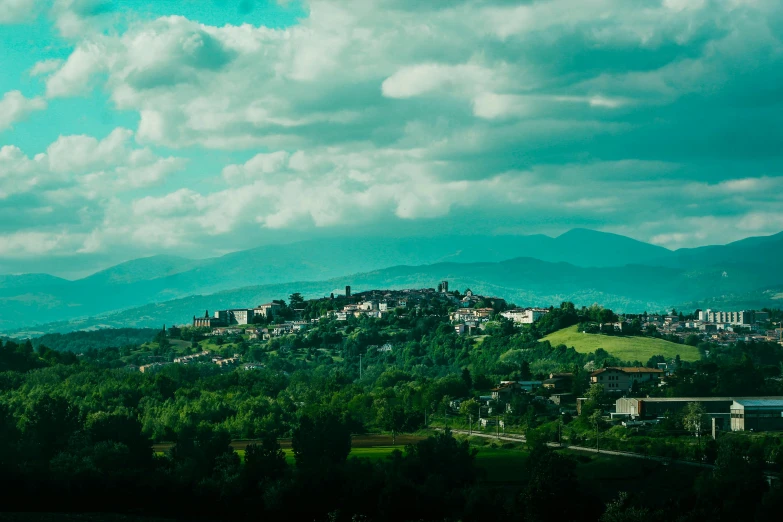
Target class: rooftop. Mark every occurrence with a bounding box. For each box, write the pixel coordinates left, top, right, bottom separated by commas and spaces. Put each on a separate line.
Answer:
733, 399, 783, 408
623, 396, 783, 403
592, 367, 664, 375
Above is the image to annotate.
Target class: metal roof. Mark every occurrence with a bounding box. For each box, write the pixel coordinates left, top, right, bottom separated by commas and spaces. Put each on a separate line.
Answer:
733, 399, 783, 408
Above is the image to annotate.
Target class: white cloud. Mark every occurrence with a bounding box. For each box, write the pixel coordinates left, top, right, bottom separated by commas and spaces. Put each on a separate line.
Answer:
0, 91, 47, 131
30, 59, 64, 76
3, 0, 783, 262
46, 41, 106, 97
51, 0, 116, 38
0, 129, 186, 256
0, 0, 38, 24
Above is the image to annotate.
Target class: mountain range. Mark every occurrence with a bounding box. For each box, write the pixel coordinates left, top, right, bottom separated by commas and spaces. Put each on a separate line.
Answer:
2, 229, 782, 335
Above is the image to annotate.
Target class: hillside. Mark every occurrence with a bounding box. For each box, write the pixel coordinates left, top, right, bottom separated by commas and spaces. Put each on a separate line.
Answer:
4, 256, 777, 336
2, 228, 783, 332
541, 325, 700, 362
0, 229, 678, 329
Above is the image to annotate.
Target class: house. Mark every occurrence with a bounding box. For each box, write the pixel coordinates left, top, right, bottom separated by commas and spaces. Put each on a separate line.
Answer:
591, 367, 664, 392
215, 357, 239, 367
139, 362, 171, 373
501, 308, 550, 324
518, 380, 543, 392
253, 302, 282, 319
479, 418, 498, 428
491, 381, 523, 400
543, 373, 574, 392
455, 324, 467, 336
549, 393, 575, 406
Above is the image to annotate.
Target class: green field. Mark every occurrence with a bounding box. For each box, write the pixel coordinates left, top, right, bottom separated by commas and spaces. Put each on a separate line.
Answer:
541, 325, 700, 362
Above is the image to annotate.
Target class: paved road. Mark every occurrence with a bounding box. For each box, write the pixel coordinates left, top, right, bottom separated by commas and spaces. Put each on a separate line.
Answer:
442, 428, 780, 481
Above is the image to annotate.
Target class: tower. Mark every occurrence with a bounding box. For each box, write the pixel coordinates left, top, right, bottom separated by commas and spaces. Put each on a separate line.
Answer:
345, 285, 351, 297
441, 280, 449, 293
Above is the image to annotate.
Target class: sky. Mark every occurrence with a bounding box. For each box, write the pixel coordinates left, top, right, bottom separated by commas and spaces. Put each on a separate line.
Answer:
1, 0, 783, 278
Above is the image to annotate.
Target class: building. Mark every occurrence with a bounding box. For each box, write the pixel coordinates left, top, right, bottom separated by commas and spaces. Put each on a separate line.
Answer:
590, 367, 664, 392
616, 397, 783, 432
698, 309, 754, 325
455, 324, 467, 336
193, 310, 227, 328
139, 362, 171, 373
518, 380, 543, 392
441, 280, 449, 293
229, 309, 252, 325
491, 381, 524, 400
253, 302, 282, 319
543, 373, 573, 392
730, 399, 783, 431
500, 308, 550, 324
345, 285, 351, 297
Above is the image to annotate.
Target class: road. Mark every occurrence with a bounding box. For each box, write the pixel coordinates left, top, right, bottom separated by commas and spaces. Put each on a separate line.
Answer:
442, 428, 779, 482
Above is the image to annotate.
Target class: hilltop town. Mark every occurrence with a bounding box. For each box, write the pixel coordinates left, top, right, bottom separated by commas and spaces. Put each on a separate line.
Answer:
187, 281, 782, 348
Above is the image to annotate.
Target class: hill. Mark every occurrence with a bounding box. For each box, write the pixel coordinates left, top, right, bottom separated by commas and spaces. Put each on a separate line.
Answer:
2, 228, 783, 332
541, 325, 700, 362
7, 254, 783, 336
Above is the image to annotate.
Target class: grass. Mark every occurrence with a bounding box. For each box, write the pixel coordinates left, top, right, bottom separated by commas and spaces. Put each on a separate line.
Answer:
473, 446, 529, 482
541, 325, 700, 362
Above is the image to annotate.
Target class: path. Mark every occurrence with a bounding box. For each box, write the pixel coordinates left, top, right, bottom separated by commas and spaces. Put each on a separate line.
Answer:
443, 428, 779, 481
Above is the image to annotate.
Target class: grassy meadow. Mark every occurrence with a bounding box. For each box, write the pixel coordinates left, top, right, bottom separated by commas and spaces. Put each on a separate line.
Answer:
541, 325, 700, 362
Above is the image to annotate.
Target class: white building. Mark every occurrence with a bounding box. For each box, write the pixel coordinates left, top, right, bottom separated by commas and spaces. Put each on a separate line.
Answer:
698, 309, 754, 325
500, 308, 550, 324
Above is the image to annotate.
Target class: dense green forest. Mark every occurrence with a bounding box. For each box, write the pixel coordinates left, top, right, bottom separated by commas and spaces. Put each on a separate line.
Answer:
2, 300, 783, 521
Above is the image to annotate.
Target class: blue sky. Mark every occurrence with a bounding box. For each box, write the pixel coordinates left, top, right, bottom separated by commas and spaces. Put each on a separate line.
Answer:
1, 0, 783, 278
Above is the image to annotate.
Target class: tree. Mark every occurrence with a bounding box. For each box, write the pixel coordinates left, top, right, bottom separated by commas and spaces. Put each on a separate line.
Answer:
23, 395, 82, 463
292, 411, 351, 469
520, 361, 532, 380
522, 445, 581, 522
289, 293, 305, 307
459, 398, 480, 431
682, 402, 707, 454
600, 492, 654, 522
244, 432, 287, 486
374, 398, 405, 445
460, 367, 472, 390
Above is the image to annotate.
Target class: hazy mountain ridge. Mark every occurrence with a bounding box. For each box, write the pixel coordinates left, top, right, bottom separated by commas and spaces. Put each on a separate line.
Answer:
1, 229, 782, 333
7, 255, 783, 336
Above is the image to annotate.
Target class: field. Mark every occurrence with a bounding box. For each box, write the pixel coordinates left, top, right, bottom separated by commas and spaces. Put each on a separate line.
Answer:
541, 325, 700, 362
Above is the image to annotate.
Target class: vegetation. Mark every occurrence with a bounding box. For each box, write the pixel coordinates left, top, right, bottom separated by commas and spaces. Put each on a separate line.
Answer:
542, 325, 701, 362
2, 297, 783, 520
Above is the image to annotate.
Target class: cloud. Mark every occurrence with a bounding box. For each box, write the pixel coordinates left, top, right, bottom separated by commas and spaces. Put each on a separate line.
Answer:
30, 59, 64, 76
0, 0, 41, 24
51, 0, 116, 38
0, 91, 47, 132
4, 0, 783, 266
0, 129, 186, 256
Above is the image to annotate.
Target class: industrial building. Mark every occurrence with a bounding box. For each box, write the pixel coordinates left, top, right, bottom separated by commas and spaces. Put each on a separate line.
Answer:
616, 396, 783, 431
730, 399, 783, 431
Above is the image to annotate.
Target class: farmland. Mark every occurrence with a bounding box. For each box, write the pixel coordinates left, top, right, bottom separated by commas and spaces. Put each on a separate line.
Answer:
541, 325, 700, 362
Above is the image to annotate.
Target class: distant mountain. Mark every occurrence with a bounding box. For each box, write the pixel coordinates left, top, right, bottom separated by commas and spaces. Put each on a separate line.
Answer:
548, 228, 672, 267
9, 255, 783, 336
657, 231, 783, 270
2, 228, 782, 333
0, 274, 69, 290
80, 255, 197, 285
0, 231, 680, 330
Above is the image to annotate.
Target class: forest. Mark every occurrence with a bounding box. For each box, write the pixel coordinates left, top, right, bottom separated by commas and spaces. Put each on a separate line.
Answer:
2, 300, 783, 521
